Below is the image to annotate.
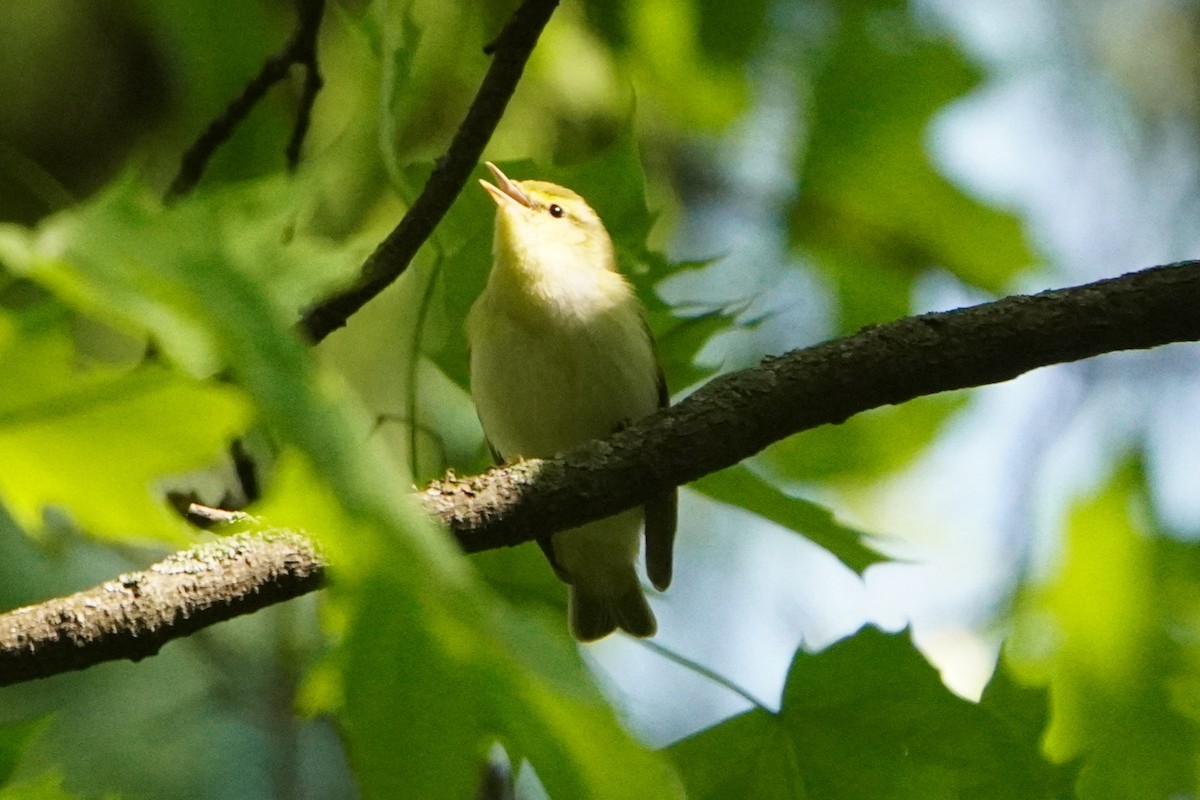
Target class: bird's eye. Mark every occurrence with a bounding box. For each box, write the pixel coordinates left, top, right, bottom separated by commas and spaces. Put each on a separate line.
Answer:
548, 204, 564, 218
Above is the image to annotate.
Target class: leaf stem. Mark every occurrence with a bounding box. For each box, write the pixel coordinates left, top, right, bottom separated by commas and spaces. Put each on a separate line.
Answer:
635, 638, 773, 712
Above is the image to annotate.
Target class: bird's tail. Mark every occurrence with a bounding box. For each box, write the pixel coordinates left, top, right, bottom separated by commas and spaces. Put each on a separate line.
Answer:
568, 572, 656, 642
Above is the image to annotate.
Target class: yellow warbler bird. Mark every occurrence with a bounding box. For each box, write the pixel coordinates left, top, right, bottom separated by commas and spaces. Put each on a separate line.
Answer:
467, 162, 676, 641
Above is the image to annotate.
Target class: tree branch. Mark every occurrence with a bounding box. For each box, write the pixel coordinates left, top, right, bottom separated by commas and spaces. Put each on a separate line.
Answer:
166, 0, 327, 200
425, 260, 1200, 547
0, 531, 323, 686
3, 261, 1199, 684
297, 0, 561, 343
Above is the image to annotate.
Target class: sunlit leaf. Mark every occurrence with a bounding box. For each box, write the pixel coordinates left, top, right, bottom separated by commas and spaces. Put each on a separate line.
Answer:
0, 177, 364, 377
2, 170, 679, 800
0, 305, 251, 541
0, 773, 76, 800
1009, 459, 1200, 798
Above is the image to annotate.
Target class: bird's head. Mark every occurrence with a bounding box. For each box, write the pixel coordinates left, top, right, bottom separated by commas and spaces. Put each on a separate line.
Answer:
481, 162, 616, 274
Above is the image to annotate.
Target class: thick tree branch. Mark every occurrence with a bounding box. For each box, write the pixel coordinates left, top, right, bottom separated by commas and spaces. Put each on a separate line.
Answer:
298, 0, 560, 343
427, 261, 1200, 548
0, 531, 322, 686
3, 261, 1198, 684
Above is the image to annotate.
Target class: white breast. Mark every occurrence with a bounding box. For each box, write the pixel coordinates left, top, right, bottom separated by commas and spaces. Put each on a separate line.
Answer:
467, 274, 659, 460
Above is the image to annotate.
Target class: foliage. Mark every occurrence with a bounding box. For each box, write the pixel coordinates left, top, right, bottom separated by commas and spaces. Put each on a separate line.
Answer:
0, 0, 1195, 798
790, 0, 1032, 333
670, 627, 1073, 799
1007, 460, 1200, 799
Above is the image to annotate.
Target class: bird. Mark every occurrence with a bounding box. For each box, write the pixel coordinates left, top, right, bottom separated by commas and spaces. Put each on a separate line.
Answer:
466, 161, 676, 641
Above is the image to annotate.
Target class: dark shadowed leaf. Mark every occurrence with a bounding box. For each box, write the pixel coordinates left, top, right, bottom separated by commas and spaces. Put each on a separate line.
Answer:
670, 710, 806, 800
692, 465, 886, 575
671, 626, 1068, 799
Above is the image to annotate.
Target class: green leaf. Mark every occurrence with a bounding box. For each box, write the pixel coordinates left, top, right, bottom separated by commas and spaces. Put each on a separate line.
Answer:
0, 773, 77, 800
695, 0, 769, 64
761, 393, 966, 483
0, 176, 365, 377
978, 660, 1054, 750
691, 465, 886, 575
671, 627, 1068, 799
474, 542, 567, 617
338, 560, 681, 800
0, 717, 50, 788
669, 710, 805, 800
781, 627, 1064, 799
648, 303, 737, 392
581, 0, 769, 66
340, 575, 489, 800
792, 0, 1033, 331
1009, 459, 1200, 799
577, 0, 750, 129
639, 254, 741, 391
0, 305, 251, 541
3, 172, 680, 800
130, 0, 297, 186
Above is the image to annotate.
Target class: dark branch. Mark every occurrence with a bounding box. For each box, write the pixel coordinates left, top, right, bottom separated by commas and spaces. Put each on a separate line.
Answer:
297, 0, 561, 344
0, 531, 323, 686
425, 261, 1200, 549
166, 0, 327, 200
3, 261, 1199, 684
285, 0, 326, 171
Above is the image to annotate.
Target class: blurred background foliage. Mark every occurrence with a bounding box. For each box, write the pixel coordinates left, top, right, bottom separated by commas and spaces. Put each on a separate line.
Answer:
1, 0, 1199, 797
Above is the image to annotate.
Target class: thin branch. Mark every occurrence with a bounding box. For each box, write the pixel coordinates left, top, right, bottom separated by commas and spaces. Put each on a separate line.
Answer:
0, 532, 323, 686
3, 261, 1199, 684
297, 0, 561, 344
285, 0, 326, 172
166, 0, 327, 200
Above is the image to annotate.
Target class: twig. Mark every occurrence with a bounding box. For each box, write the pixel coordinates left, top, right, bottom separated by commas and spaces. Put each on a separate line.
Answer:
298, 0, 561, 343
285, 0, 326, 171
166, 0, 327, 200
3, 261, 1199, 684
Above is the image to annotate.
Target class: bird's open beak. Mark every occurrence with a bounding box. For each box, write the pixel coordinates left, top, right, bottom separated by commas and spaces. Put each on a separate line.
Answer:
480, 162, 531, 209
